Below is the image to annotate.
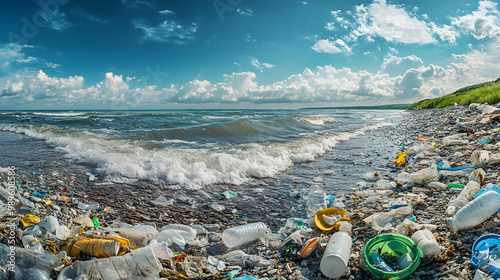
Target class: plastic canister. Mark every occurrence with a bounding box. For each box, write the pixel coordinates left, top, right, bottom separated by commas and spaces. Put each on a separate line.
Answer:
320, 231, 352, 278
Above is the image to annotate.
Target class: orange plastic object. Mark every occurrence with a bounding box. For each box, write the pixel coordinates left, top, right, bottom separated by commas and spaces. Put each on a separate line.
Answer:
299, 236, 320, 258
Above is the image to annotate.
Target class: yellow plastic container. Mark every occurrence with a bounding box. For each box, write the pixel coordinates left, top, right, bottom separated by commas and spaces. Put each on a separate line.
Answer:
315, 208, 348, 231
64, 236, 130, 259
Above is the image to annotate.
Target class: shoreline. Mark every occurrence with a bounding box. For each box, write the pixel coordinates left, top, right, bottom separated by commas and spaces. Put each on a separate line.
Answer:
2, 106, 498, 279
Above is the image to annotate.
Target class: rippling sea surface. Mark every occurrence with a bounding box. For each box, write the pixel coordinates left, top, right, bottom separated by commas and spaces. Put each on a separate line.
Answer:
0, 109, 404, 188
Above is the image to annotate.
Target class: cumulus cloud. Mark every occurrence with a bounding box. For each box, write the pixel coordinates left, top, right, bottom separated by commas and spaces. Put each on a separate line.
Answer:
1, 70, 83, 101
311, 39, 352, 54
311, 39, 341, 54
3, 37, 500, 107
133, 10, 197, 44
354, 0, 436, 44
381, 55, 424, 76
452, 0, 500, 39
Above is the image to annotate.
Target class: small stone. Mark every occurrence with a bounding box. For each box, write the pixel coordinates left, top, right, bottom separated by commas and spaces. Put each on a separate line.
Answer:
313, 176, 324, 183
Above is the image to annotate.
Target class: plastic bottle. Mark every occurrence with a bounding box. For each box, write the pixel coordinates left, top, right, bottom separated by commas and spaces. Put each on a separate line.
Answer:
112, 225, 158, 248
0, 243, 64, 280
222, 222, 269, 248
370, 252, 394, 272
57, 246, 162, 280
306, 185, 327, 217
443, 138, 468, 146
411, 229, 441, 257
159, 224, 197, 242
446, 181, 481, 216
320, 231, 352, 278
396, 165, 439, 185
447, 191, 500, 232
77, 202, 100, 211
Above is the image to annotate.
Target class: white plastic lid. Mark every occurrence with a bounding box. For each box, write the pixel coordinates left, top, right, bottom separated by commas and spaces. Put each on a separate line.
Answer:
320, 254, 347, 278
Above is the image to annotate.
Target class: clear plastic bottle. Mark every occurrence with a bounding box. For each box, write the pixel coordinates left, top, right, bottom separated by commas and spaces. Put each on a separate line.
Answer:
306, 185, 327, 217
411, 229, 441, 257
370, 252, 394, 272
222, 222, 269, 248
320, 231, 352, 278
447, 191, 500, 232
57, 246, 162, 280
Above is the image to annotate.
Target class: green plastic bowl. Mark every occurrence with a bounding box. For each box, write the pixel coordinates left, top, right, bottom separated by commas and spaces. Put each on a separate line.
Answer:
362, 233, 423, 280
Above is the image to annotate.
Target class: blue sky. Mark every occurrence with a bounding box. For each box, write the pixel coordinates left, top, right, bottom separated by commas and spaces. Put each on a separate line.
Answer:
0, 0, 500, 109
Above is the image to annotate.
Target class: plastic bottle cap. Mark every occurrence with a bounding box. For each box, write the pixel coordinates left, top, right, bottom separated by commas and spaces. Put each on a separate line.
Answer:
320, 254, 347, 278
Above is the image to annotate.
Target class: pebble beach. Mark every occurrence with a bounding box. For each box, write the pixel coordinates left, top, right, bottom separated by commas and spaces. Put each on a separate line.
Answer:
1, 104, 500, 280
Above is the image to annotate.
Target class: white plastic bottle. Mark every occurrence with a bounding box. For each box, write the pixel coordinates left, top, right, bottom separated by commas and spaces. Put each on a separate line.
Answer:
446, 181, 481, 216
447, 191, 500, 232
222, 222, 269, 248
411, 229, 441, 257
320, 231, 352, 279
306, 185, 327, 217
57, 246, 162, 280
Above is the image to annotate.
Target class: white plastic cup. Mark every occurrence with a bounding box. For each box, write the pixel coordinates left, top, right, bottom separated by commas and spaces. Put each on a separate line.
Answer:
222, 222, 269, 248
397, 253, 413, 270
320, 231, 352, 278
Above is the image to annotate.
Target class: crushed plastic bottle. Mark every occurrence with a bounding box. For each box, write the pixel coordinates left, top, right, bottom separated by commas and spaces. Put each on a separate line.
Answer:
222, 222, 269, 248
57, 246, 162, 280
446, 181, 481, 216
77, 202, 100, 211
411, 229, 441, 257
397, 165, 439, 185
0, 243, 64, 280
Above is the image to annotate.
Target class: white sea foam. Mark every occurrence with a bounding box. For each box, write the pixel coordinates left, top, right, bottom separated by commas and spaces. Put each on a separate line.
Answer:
31, 112, 87, 117
299, 116, 336, 125
0, 121, 390, 189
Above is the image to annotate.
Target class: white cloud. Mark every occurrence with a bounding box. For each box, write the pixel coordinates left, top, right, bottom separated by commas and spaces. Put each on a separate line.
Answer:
325, 22, 336, 31
132, 11, 197, 44
0, 43, 36, 68
40, 9, 72, 31
45, 62, 60, 69
311, 39, 342, 54
250, 58, 274, 71
429, 23, 458, 43
311, 39, 351, 54
451, 0, 500, 39
354, 0, 436, 44
3, 38, 500, 107
236, 8, 254, 16
381, 54, 424, 76
1, 70, 83, 100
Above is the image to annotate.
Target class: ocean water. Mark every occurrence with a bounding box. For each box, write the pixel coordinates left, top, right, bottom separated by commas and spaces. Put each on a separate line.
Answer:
0, 109, 404, 189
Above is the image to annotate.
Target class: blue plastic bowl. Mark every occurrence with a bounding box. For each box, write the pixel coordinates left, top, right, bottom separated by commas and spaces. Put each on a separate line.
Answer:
471, 234, 500, 268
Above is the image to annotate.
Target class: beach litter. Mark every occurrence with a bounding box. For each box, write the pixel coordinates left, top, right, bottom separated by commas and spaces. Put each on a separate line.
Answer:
2, 103, 500, 279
